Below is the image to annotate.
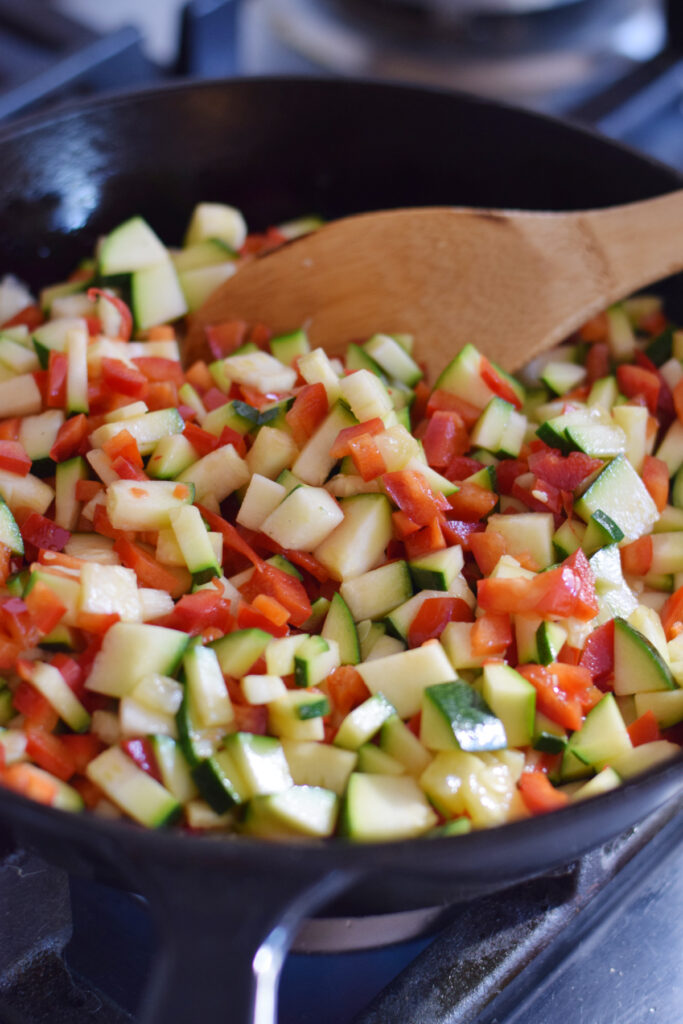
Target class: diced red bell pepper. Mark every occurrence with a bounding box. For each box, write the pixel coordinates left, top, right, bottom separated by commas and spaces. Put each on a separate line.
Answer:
183, 421, 220, 457
25, 726, 77, 781
113, 538, 190, 599
347, 433, 387, 481
240, 226, 287, 256
132, 356, 185, 388
60, 733, 103, 772
585, 342, 610, 384
1, 762, 63, 806
285, 383, 328, 446
2, 304, 43, 330
330, 418, 385, 458
325, 666, 371, 717
1, 600, 37, 646
252, 593, 290, 627
479, 357, 522, 410
145, 381, 178, 411
511, 474, 563, 516
617, 364, 660, 415
12, 680, 58, 729
422, 410, 469, 469
232, 704, 269, 735
237, 601, 288, 637
518, 770, 569, 814
527, 448, 603, 491
408, 596, 473, 647
443, 455, 483, 481
203, 387, 229, 411
641, 455, 669, 513
403, 517, 446, 559
578, 312, 608, 343
0, 440, 31, 476
101, 358, 149, 399
204, 320, 248, 359
661, 585, 683, 640
620, 536, 653, 576
162, 586, 234, 636
579, 620, 614, 687
469, 531, 506, 576
382, 470, 449, 526
24, 580, 67, 635
447, 482, 498, 522
21, 512, 70, 552
392, 510, 421, 539
477, 549, 599, 622
197, 505, 264, 568
50, 652, 85, 696
440, 519, 484, 551
111, 455, 147, 481
425, 390, 481, 428
102, 428, 144, 468
0, 418, 20, 441
495, 458, 528, 495
121, 738, 162, 782
87, 288, 133, 341
518, 664, 583, 732
240, 562, 312, 628
50, 413, 89, 462
627, 710, 662, 747
46, 351, 68, 408
470, 613, 512, 657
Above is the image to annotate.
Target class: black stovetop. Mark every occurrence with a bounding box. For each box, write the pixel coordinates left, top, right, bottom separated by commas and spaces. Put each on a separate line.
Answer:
0, 3, 681, 1021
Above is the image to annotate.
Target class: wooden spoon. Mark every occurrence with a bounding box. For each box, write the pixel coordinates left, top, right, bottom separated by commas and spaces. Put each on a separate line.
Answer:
185, 191, 683, 376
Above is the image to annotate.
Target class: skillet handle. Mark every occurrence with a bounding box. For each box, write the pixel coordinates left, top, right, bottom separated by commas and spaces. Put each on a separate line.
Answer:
136, 863, 355, 1024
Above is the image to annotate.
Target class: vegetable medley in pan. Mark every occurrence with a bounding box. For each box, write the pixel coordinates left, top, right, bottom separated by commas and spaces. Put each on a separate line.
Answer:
0, 202, 679, 841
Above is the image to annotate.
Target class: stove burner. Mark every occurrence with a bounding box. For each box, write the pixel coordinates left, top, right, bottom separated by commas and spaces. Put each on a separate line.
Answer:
254, 0, 665, 107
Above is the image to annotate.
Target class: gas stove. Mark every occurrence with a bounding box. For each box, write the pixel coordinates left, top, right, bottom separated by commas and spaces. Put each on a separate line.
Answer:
0, 4, 681, 1022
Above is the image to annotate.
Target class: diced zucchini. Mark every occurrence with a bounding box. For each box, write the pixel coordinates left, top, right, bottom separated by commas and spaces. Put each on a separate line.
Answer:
86, 622, 189, 698
99, 216, 168, 275
242, 786, 339, 839
314, 494, 393, 581
86, 747, 180, 827
613, 617, 675, 695
321, 592, 360, 665
261, 485, 343, 551
340, 773, 438, 841
480, 663, 535, 746
268, 690, 326, 741
26, 660, 90, 733
565, 693, 632, 768
339, 559, 413, 621
333, 693, 395, 750
420, 680, 507, 752
282, 740, 357, 796
357, 640, 455, 718
210, 628, 271, 677
408, 546, 464, 591
575, 455, 658, 542
106, 478, 195, 531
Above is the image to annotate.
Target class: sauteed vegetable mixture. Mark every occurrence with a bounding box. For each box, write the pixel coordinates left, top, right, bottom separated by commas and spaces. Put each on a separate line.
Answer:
0, 203, 680, 841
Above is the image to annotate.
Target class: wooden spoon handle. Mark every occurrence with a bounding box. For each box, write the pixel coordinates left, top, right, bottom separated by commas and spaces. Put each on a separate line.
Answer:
574, 189, 683, 303
185, 191, 683, 376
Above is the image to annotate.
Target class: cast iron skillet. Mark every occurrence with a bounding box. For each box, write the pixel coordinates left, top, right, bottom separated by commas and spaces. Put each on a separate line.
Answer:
0, 78, 681, 1024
